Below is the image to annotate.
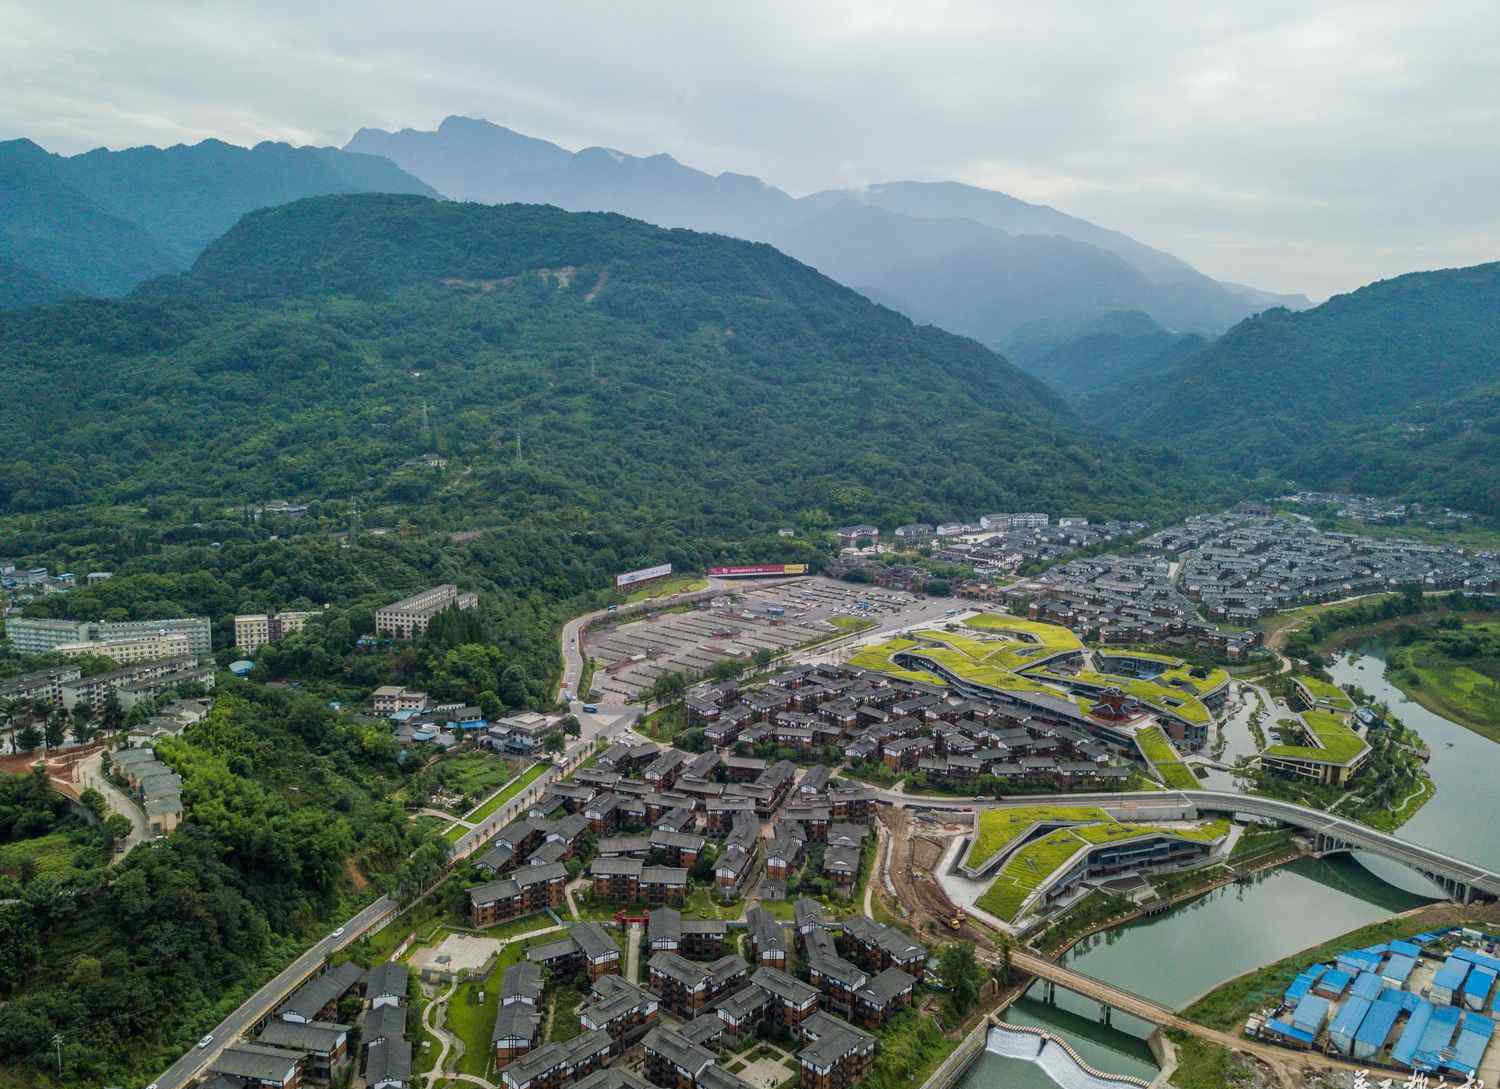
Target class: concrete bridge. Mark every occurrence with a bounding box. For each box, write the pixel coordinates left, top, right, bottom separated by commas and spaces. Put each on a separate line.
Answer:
883, 786, 1500, 904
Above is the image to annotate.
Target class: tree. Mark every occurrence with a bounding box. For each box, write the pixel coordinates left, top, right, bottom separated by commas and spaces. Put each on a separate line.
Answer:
70, 703, 95, 745
937, 942, 983, 1024
103, 814, 133, 846
79, 788, 106, 820
561, 715, 581, 738
543, 730, 565, 754
15, 724, 41, 753
43, 715, 65, 750
101, 690, 124, 732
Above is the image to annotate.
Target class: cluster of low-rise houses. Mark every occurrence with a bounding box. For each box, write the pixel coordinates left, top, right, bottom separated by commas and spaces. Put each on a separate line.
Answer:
1003, 510, 1500, 657
468, 909, 927, 1089
685, 662, 1136, 793
203, 960, 411, 1089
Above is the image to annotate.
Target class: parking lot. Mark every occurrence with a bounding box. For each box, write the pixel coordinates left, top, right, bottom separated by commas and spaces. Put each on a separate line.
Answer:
583, 576, 958, 701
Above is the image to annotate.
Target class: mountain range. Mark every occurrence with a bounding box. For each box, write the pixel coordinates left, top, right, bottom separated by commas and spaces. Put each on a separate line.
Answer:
346, 116, 1309, 341
1077, 262, 1500, 512
0, 136, 436, 305
0, 193, 1218, 526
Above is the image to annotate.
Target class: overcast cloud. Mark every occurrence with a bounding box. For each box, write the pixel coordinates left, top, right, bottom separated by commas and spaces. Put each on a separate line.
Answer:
4, 0, 1497, 299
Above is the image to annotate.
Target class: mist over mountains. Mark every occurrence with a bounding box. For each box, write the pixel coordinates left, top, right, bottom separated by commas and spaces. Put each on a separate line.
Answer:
346, 116, 1309, 341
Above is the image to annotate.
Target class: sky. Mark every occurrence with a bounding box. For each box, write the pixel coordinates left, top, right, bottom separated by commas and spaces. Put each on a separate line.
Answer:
4, 0, 1498, 300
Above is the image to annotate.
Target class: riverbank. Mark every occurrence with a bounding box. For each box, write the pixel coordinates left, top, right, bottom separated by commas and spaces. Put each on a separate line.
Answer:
1180, 900, 1500, 1034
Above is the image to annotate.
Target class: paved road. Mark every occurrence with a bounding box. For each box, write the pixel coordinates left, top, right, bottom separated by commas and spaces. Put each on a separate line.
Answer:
75, 751, 149, 855
149, 895, 396, 1089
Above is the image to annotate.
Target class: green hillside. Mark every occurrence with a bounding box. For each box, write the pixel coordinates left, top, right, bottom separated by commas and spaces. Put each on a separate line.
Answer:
0, 255, 74, 310
0, 193, 1220, 526
0, 138, 179, 296
1089, 263, 1500, 512
1002, 310, 1209, 396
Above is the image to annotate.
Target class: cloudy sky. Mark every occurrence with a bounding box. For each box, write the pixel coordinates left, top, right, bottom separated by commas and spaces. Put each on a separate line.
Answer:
6, 0, 1497, 299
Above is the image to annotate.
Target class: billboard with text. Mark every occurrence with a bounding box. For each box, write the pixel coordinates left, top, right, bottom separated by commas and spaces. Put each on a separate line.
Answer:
707, 563, 809, 578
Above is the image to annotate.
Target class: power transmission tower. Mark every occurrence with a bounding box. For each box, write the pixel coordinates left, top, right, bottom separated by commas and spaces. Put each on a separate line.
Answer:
349, 495, 360, 545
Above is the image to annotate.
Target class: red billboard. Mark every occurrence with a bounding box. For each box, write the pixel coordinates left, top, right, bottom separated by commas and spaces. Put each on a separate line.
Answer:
707, 563, 809, 578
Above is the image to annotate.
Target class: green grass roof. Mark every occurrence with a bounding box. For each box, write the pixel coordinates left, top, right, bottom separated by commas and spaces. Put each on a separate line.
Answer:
1294, 675, 1356, 711
963, 805, 1113, 870
1263, 710, 1368, 766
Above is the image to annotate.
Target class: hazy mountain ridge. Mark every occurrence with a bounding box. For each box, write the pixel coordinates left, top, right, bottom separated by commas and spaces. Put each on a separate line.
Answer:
0, 136, 438, 302
345, 116, 1307, 338
1001, 310, 1210, 398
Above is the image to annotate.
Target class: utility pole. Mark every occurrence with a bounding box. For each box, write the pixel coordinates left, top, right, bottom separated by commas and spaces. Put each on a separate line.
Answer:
348, 495, 360, 545
53, 1033, 62, 1077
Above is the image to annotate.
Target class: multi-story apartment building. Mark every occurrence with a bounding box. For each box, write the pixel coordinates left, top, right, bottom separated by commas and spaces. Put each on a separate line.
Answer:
235, 610, 318, 653
466, 863, 567, 926
498, 1030, 610, 1089
578, 976, 659, 1053
59, 657, 214, 713
797, 1012, 876, 1089
374, 585, 478, 640
0, 665, 82, 707
647, 954, 747, 1019
56, 631, 191, 665
4, 615, 212, 656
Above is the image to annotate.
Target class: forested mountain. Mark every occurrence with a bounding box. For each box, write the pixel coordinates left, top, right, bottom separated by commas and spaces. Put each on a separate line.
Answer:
0, 139, 179, 297
0, 255, 74, 310
1084, 263, 1500, 512
0, 194, 1218, 527
344, 116, 1303, 337
0, 137, 437, 299
1001, 310, 1209, 398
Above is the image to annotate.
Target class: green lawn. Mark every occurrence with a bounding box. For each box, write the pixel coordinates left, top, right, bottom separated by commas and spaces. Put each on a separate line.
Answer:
1293, 675, 1355, 711
1135, 726, 1200, 789
829, 616, 876, 632
442, 934, 556, 1078
442, 823, 469, 844
463, 761, 550, 823
622, 575, 708, 604
437, 752, 524, 801
0, 831, 86, 879
547, 986, 584, 1043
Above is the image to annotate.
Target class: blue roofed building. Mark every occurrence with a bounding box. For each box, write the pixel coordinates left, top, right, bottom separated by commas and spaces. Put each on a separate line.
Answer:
1432, 956, 1471, 1006
1392, 1000, 1434, 1070
1463, 966, 1496, 1012
1330, 995, 1372, 1055
1444, 1012, 1495, 1079
1381, 954, 1417, 988
1292, 994, 1331, 1037
1350, 971, 1383, 1002
1413, 1005, 1462, 1072
1284, 965, 1326, 1005
1263, 1020, 1316, 1049
1313, 968, 1352, 999
1353, 995, 1403, 1062
1389, 940, 1422, 959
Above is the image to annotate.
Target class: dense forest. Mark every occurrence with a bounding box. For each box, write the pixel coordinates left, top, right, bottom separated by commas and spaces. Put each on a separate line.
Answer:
0, 686, 439, 1086
999, 309, 1209, 398
1079, 262, 1500, 514
0, 193, 1224, 525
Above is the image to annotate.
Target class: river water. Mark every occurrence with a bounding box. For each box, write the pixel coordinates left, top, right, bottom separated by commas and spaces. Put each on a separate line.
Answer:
960, 648, 1476, 1088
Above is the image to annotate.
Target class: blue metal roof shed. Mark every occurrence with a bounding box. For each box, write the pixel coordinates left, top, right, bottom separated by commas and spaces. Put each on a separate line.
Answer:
1463, 966, 1496, 1011
1284, 965, 1326, 1005
1444, 1012, 1495, 1079
1338, 950, 1383, 975
1414, 1005, 1462, 1072
1263, 1019, 1316, 1047
1292, 994, 1331, 1035
1350, 971, 1384, 1002
1389, 939, 1422, 958
1432, 956, 1471, 1005
1330, 996, 1373, 1055
1314, 968, 1352, 997
1392, 1000, 1434, 1070
1381, 954, 1417, 987
1353, 996, 1403, 1062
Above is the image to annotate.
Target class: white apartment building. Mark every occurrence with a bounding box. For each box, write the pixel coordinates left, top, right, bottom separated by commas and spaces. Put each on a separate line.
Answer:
56, 631, 192, 664
374, 585, 478, 640
234, 610, 317, 653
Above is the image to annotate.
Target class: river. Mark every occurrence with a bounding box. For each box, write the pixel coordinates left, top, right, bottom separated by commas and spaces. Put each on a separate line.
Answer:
961, 647, 1475, 1088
